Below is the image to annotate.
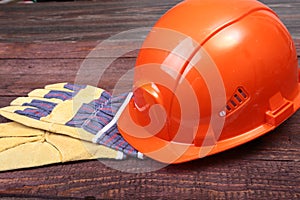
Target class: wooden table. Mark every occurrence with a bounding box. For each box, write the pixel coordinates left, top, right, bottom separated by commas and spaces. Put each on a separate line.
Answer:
0, 0, 299, 199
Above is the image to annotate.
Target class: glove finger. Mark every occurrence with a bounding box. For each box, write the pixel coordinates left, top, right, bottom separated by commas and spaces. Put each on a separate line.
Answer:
0, 107, 94, 141
0, 105, 52, 120
0, 139, 61, 171
11, 98, 60, 117
0, 122, 44, 153
29, 83, 106, 102
45, 132, 125, 162
29, 88, 76, 101
33, 85, 106, 104
45, 82, 86, 92
0, 136, 43, 153
0, 122, 126, 172
10, 98, 60, 122
1, 85, 108, 125
0, 122, 44, 137
11, 97, 63, 106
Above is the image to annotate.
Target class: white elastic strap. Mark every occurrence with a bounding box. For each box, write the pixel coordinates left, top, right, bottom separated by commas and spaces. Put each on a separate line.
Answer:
116, 151, 125, 160
137, 152, 144, 159
92, 92, 133, 143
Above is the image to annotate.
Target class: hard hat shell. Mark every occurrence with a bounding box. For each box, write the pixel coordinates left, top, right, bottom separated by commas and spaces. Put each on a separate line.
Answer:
118, 0, 300, 163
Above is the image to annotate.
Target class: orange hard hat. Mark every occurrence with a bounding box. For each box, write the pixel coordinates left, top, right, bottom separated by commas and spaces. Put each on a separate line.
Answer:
118, 0, 300, 163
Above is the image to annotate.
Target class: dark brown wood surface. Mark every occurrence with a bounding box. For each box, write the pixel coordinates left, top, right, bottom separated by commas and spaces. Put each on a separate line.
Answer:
0, 0, 299, 199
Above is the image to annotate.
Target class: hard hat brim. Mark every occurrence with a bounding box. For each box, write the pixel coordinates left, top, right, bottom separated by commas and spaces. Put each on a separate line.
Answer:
118, 82, 300, 164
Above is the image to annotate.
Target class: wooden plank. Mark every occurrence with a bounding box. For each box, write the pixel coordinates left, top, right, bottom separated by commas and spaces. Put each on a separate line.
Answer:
0, 56, 136, 96
0, 39, 299, 59
0, 0, 180, 42
0, 41, 140, 59
0, 154, 298, 199
0, 42, 102, 59
0, 0, 299, 199
0, 0, 299, 42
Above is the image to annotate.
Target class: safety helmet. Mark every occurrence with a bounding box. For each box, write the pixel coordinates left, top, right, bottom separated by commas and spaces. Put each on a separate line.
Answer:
118, 0, 300, 163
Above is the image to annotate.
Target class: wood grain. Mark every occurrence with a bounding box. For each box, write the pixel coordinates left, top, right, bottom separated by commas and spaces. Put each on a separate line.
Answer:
0, 0, 299, 199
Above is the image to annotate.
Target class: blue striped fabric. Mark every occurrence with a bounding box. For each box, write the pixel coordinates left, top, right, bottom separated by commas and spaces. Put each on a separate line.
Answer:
64, 83, 86, 91
15, 99, 57, 120
66, 92, 138, 157
15, 83, 83, 119
23, 99, 57, 112
15, 108, 49, 120
44, 90, 74, 101
44, 83, 87, 101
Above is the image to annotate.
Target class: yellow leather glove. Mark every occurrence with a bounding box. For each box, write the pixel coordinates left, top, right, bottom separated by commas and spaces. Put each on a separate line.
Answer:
0, 122, 123, 171
0, 83, 143, 159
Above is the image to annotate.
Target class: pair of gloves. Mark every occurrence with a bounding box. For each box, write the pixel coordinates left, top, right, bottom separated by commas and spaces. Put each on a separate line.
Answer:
0, 83, 143, 171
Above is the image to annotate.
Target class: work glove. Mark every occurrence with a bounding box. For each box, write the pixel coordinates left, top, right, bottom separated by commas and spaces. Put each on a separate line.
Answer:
0, 122, 123, 171
0, 83, 143, 159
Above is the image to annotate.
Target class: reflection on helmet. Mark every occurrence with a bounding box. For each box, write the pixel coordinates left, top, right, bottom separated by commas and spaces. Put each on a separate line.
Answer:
118, 0, 300, 163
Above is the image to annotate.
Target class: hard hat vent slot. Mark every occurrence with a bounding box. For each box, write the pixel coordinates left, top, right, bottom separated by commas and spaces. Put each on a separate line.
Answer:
226, 105, 232, 111
230, 100, 237, 107
238, 88, 248, 98
226, 87, 249, 114
234, 94, 242, 103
